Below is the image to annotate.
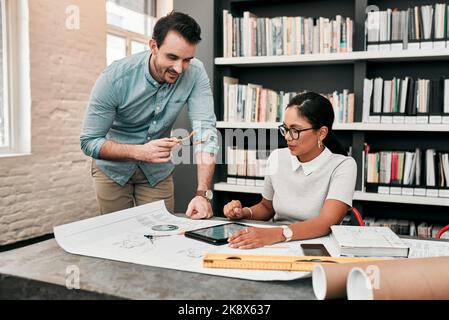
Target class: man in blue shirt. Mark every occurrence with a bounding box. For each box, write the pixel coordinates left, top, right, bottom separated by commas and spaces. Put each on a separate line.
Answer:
80, 12, 218, 219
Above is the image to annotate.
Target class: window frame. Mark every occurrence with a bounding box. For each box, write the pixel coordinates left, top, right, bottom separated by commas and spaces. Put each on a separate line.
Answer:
106, 0, 158, 65
0, 0, 31, 157
107, 24, 149, 58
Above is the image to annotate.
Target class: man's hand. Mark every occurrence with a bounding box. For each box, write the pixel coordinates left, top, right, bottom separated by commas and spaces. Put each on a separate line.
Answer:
186, 196, 213, 219
135, 138, 179, 163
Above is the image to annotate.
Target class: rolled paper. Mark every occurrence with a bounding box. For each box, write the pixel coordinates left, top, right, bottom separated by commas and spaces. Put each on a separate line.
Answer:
313, 262, 375, 300
313, 257, 449, 300
347, 256, 449, 300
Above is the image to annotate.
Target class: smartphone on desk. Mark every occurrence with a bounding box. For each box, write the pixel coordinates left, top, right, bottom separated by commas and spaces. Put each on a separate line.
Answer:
300, 243, 331, 256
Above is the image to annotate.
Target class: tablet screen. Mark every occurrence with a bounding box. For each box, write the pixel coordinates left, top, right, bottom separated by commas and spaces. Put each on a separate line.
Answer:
185, 223, 248, 245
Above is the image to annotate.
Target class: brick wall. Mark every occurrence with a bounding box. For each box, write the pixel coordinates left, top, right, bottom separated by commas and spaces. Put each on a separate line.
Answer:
0, 5, 3, 147
0, 0, 106, 245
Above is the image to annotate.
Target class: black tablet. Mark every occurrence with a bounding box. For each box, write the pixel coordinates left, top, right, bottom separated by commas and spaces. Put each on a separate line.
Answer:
184, 222, 249, 245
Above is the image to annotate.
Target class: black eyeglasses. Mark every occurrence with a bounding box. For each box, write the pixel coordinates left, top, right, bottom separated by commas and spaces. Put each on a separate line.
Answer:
278, 124, 314, 140
172, 131, 209, 146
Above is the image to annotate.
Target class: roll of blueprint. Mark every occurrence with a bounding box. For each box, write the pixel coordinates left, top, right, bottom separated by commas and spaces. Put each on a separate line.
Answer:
312, 256, 449, 300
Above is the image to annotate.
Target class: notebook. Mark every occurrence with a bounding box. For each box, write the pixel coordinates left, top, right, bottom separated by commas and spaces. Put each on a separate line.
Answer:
330, 225, 410, 258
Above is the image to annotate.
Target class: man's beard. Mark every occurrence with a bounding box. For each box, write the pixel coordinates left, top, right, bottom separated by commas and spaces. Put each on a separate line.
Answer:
165, 68, 180, 82
153, 57, 180, 83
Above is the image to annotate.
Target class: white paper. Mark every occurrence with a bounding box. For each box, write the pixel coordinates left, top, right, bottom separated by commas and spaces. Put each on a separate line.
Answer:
402, 238, 449, 258
54, 201, 316, 281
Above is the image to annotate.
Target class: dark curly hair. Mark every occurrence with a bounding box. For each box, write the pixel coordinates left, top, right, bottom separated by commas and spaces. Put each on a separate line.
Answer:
152, 11, 202, 47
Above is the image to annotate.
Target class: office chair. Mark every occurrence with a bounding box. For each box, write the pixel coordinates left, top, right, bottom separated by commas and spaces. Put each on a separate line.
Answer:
350, 207, 365, 226
436, 224, 449, 239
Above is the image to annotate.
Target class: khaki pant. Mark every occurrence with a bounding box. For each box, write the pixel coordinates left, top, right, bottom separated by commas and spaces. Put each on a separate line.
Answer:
91, 160, 174, 215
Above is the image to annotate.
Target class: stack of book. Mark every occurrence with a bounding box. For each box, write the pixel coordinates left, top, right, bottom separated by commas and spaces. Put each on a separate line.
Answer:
328, 90, 355, 124
362, 76, 449, 124
417, 222, 435, 238
363, 216, 449, 239
223, 76, 295, 123
363, 217, 411, 235
366, 3, 449, 51
226, 147, 270, 187
362, 144, 449, 198
330, 225, 410, 257
224, 76, 354, 124
222, 10, 354, 57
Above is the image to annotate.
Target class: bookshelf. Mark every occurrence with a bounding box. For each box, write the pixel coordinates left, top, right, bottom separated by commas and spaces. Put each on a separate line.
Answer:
215, 49, 449, 66
217, 121, 449, 131
213, 0, 449, 231
214, 182, 449, 207
214, 182, 263, 194
352, 191, 449, 207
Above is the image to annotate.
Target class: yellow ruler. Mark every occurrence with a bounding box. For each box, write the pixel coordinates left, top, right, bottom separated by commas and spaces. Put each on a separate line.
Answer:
203, 253, 383, 272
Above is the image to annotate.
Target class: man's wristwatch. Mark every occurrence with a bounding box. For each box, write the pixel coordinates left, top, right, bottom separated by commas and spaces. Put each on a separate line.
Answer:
196, 190, 213, 202
280, 225, 293, 242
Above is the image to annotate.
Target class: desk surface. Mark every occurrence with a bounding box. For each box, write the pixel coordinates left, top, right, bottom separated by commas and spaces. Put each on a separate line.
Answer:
0, 219, 315, 300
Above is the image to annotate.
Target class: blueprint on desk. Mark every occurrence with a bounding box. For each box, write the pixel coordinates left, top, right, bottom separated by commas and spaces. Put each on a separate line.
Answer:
54, 201, 338, 281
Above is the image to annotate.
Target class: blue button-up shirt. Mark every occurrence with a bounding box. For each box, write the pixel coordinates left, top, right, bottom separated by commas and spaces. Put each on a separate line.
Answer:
80, 50, 219, 186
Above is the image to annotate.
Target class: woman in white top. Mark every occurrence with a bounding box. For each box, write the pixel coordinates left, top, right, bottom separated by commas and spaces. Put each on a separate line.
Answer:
224, 91, 357, 249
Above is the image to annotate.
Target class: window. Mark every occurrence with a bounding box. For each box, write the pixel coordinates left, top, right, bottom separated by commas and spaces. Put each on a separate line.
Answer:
0, 0, 31, 156
106, 0, 157, 65
106, 34, 126, 66
0, 1, 5, 147
131, 40, 148, 55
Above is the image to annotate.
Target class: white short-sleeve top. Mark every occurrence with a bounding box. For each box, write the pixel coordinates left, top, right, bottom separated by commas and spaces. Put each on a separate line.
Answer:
262, 147, 357, 224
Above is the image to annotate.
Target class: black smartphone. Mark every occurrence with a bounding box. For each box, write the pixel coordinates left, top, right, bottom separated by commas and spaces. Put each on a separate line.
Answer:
184, 222, 249, 245
300, 243, 331, 256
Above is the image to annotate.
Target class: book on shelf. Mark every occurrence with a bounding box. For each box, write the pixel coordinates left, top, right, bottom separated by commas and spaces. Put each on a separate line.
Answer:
362, 76, 449, 124
366, 3, 449, 51
236, 147, 247, 185
223, 77, 354, 124
418, 222, 434, 238
226, 146, 238, 185
330, 225, 410, 258
223, 76, 239, 123
362, 216, 449, 240
329, 90, 355, 124
362, 144, 449, 198
226, 147, 269, 187
222, 10, 353, 57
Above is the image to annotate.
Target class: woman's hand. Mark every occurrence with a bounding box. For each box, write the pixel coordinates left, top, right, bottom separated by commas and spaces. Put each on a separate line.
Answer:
223, 200, 247, 220
228, 227, 284, 249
